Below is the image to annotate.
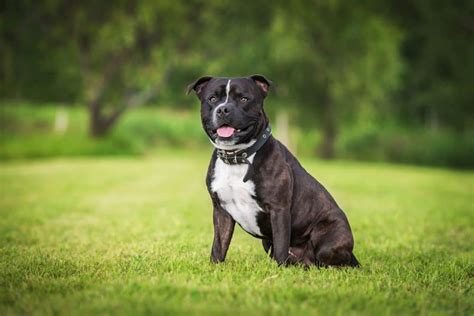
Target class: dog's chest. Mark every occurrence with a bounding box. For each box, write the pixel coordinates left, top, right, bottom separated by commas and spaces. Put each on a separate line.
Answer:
210, 157, 264, 237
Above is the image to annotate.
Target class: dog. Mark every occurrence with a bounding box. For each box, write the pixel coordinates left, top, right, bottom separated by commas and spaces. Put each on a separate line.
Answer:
187, 75, 359, 267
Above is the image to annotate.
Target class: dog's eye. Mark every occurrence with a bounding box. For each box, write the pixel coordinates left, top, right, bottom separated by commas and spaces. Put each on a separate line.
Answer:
209, 96, 217, 103
240, 97, 248, 103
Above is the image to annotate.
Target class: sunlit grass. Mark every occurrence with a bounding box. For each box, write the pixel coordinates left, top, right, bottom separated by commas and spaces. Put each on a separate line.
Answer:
0, 151, 473, 315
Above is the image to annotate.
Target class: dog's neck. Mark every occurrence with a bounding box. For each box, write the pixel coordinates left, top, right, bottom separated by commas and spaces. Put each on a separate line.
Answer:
210, 125, 272, 182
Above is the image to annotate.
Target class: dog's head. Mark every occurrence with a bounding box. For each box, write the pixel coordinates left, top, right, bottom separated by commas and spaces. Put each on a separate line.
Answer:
187, 75, 272, 148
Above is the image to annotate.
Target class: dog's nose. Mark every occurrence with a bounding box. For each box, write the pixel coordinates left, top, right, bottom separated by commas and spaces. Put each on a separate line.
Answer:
216, 105, 231, 117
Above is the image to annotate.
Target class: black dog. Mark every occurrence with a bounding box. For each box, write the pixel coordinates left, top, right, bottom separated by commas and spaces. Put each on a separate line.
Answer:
187, 75, 359, 267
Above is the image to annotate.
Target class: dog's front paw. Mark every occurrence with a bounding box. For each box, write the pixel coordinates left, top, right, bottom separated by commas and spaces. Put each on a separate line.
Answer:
210, 254, 226, 264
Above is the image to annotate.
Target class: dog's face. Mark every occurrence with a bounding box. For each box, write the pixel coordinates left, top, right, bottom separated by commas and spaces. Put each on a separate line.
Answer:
187, 75, 272, 146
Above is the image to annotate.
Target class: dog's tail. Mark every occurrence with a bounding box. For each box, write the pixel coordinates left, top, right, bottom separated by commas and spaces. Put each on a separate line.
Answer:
349, 253, 361, 267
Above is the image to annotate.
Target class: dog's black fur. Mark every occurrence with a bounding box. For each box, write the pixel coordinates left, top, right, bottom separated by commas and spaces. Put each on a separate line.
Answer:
188, 75, 359, 267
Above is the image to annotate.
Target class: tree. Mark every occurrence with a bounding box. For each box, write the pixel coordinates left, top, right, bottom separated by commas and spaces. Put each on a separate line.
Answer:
69, 1, 197, 137
386, 0, 474, 131
268, 0, 403, 158
1, 0, 202, 137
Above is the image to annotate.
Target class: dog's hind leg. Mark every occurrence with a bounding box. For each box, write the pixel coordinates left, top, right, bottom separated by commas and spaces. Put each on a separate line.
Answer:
315, 245, 359, 267
288, 241, 316, 267
310, 213, 359, 267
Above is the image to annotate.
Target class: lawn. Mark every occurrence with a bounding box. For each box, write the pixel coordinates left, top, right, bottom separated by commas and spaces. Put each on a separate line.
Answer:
0, 150, 473, 315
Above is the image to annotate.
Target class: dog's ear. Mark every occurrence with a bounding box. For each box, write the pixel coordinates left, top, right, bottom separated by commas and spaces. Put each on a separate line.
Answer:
249, 74, 273, 97
186, 76, 213, 96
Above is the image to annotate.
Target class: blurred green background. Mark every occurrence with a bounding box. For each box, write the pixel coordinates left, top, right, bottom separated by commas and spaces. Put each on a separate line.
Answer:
1, 0, 473, 166
1, 2, 474, 315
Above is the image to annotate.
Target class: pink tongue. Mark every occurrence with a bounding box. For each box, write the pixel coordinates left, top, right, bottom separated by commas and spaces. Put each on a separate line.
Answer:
217, 126, 235, 137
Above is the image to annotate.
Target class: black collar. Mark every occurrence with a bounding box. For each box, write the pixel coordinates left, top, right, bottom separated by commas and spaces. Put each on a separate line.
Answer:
215, 125, 272, 182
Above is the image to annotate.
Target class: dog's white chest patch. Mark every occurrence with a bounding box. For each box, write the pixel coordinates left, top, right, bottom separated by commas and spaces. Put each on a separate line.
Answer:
211, 155, 264, 236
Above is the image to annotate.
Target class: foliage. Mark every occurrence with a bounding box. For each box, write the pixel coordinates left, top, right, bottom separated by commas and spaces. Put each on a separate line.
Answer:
267, 1, 403, 157
384, 0, 474, 131
1, 154, 473, 314
337, 124, 474, 168
1, 0, 473, 160
1, 103, 472, 168
0, 103, 206, 159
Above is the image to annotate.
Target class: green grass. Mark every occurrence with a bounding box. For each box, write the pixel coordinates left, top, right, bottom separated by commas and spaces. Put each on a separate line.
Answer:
0, 151, 473, 315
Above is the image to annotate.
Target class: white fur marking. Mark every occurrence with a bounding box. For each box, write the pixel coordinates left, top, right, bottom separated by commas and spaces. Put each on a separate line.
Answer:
212, 80, 231, 126
210, 138, 256, 151
211, 153, 264, 236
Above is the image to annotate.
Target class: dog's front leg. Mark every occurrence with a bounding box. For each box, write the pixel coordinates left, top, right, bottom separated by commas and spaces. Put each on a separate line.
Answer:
210, 202, 235, 263
270, 208, 291, 265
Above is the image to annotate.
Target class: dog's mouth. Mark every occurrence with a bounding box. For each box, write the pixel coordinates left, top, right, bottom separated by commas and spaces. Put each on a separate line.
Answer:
216, 125, 236, 138
211, 124, 253, 139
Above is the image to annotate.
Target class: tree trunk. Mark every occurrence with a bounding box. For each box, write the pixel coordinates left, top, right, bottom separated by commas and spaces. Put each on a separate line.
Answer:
88, 71, 170, 137
89, 100, 124, 137
89, 101, 109, 137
